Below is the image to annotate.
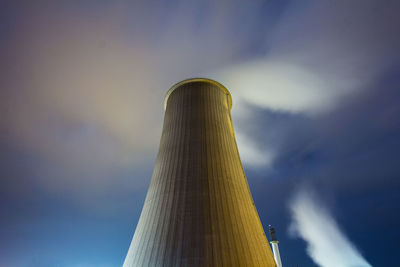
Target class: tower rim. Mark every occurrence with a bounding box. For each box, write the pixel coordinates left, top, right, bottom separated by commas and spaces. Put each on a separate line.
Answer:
164, 78, 232, 110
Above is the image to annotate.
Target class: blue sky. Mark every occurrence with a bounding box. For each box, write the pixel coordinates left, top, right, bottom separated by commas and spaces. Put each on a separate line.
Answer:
1, 1, 399, 266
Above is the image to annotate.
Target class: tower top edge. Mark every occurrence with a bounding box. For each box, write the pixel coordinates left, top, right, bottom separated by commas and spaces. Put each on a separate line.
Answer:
164, 78, 232, 110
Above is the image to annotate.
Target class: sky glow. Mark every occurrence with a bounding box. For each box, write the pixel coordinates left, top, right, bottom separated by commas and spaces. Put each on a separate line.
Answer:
1, 1, 399, 266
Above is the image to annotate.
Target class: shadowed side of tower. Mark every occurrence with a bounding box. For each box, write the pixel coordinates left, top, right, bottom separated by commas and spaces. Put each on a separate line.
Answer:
124, 78, 276, 267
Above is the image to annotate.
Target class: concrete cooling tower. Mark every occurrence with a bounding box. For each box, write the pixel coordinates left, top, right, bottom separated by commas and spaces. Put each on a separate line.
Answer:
123, 78, 276, 267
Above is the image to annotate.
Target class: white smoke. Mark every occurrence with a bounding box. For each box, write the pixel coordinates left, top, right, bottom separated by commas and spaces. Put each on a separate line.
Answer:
289, 189, 372, 267
216, 59, 361, 114
235, 131, 273, 167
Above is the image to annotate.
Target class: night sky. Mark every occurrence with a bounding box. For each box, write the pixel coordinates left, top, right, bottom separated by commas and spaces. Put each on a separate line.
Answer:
1, 1, 400, 267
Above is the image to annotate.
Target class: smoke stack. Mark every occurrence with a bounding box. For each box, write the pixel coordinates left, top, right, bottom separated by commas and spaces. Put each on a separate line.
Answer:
123, 78, 276, 266
269, 225, 283, 267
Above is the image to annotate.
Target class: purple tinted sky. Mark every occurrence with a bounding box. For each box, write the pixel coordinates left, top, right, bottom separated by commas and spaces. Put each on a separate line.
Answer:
1, 1, 399, 266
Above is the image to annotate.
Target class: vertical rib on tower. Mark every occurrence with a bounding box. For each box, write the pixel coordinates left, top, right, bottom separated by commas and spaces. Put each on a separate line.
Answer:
124, 78, 276, 267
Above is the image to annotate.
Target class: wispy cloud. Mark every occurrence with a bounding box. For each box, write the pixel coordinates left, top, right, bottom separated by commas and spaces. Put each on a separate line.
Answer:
212, 0, 400, 168
216, 0, 400, 114
289, 189, 372, 267
1, 1, 263, 197
2, 0, 399, 198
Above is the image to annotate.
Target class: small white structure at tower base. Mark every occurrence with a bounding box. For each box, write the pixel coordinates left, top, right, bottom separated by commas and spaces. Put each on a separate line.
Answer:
269, 225, 283, 267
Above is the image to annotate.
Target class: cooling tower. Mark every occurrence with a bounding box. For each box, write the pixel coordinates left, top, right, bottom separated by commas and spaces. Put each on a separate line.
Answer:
123, 78, 276, 267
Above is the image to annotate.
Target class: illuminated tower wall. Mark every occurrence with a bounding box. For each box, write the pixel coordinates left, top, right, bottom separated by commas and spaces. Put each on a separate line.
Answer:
123, 78, 276, 267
